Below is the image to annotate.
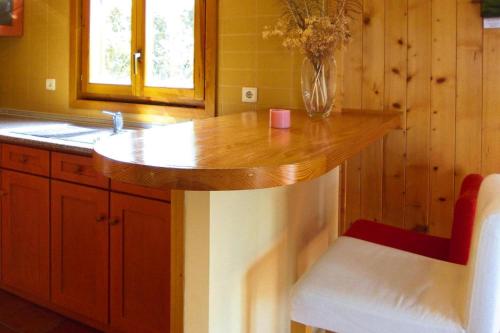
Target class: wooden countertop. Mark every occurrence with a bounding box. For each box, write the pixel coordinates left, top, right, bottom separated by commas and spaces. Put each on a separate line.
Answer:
93, 110, 401, 191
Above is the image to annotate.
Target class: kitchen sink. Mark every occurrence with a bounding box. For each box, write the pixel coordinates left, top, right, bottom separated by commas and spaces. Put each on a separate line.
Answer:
11, 124, 123, 145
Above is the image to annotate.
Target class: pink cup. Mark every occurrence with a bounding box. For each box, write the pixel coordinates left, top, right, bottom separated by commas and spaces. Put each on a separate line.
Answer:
269, 109, 291, 129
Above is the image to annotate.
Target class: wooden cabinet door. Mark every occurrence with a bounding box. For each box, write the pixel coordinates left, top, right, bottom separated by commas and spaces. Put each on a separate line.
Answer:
1, 170, 50, 300
110, 193, 171, 333
51, 180, 109, 324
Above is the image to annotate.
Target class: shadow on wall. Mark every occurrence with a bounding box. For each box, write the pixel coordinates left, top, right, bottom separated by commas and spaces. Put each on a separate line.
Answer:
245, 233, 289, 333
244, 226, 331, 333
244, 169, 339, 333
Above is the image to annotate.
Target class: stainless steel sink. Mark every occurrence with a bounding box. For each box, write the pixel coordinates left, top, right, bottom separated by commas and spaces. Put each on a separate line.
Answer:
11, 124, 122, 144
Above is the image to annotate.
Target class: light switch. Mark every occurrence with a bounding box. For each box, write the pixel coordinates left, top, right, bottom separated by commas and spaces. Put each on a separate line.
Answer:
46, 79, 56, 91
242, 87, 258, 103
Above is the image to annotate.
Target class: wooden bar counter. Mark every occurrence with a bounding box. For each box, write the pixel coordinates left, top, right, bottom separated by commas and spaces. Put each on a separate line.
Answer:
93, 109, 401, 333
94, 110, 400, 191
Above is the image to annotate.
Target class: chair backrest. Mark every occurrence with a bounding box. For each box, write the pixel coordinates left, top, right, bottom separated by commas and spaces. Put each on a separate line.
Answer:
449, 174, 483, 265
464, 174, 500, 333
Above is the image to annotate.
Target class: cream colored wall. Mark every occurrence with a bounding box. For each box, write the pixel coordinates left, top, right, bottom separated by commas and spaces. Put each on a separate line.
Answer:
0, 0, 303, 118
184, 191, 210, 333
184, 169, 339, 333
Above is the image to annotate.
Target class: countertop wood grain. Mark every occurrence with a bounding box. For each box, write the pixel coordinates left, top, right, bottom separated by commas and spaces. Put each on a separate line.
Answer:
94, 110, 401, 191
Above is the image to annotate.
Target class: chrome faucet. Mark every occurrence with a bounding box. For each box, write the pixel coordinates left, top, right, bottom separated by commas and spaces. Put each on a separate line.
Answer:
102, 111, 124, 134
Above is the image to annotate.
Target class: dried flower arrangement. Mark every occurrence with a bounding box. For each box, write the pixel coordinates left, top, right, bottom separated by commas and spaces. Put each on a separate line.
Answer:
263, 0, 360, 64
263, 0, 360, 118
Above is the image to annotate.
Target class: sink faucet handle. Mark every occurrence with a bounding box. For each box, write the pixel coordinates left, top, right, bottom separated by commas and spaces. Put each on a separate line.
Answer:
102, 111, 124, 134
102, 110, 122, 118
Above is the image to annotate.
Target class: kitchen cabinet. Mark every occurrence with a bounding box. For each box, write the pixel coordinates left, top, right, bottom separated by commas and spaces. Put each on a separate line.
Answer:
51, 152, 109, 189
1, 144, 50, 176
110, 193, 171, 333
51, 180, 109, 324
0, 143, 174, 333
1, 170, 50, 301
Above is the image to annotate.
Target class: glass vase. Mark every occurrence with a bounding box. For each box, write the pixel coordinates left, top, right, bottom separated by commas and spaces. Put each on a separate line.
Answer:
301, 56, 337, 119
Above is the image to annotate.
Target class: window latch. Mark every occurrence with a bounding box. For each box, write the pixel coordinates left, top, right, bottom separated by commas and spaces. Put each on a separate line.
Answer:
133, 51, 142, 76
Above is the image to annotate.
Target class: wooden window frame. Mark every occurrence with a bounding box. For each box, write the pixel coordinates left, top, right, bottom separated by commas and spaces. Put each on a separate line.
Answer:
69, 0, 217, 119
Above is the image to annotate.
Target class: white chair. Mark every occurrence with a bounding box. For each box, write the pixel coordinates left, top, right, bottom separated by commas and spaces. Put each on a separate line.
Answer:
290, 174, 500, 333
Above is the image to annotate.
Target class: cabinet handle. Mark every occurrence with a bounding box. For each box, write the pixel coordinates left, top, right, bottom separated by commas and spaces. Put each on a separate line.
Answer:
20, 155, 29, 163
75, 165, 84, 174
96, 215, 107, 222
110, 218, 120, 226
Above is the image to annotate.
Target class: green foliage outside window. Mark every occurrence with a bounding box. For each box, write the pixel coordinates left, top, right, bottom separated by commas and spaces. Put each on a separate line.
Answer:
482, 0, 500, 18
105, 6, 130, 82
152, 8, 194, 85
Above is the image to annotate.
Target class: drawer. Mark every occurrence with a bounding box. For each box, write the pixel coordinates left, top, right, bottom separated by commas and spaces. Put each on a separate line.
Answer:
1, 144, 50, 176
52, 153, 109, 189
111, 181, 170, 202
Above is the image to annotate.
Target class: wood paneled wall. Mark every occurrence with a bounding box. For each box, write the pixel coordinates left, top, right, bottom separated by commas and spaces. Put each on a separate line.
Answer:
343, 0, 500, 237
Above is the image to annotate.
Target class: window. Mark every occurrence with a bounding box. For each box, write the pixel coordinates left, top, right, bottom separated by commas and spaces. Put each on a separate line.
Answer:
70, 0, 216, 117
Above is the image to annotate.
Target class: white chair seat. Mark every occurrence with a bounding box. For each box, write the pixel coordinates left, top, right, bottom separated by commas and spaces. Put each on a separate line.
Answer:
290, 236, 467, 333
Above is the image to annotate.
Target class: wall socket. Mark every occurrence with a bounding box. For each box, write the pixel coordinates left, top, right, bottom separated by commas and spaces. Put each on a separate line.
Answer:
46, 79, 56, 91
242, 87, 258, 103
484, 18, 500, 29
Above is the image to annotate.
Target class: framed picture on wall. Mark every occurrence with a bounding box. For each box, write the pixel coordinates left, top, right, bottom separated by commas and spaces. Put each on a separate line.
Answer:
482, 0, 500, 17
0, 0, 23, 37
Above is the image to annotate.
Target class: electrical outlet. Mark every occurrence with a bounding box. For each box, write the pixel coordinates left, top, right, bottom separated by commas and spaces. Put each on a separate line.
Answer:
484, 18, 500, 29
46, 79, 56, 91
242, 87, 258, 103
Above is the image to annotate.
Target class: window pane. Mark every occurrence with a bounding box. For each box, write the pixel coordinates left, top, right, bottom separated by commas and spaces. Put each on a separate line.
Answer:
89, 0, 132, 86
145, 0, 195, 89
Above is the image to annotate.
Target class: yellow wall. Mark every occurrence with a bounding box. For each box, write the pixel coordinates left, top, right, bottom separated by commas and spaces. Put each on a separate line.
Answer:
0, 0, 304, 118
0, 0, 73, 114
218, 0, 303, 115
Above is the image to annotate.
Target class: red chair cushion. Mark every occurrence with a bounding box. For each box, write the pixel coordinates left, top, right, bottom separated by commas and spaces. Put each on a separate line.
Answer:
459, 173, 483, 197
345, 220, 450, 261
345, 174, 483, 265
449, 174, 483, 265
